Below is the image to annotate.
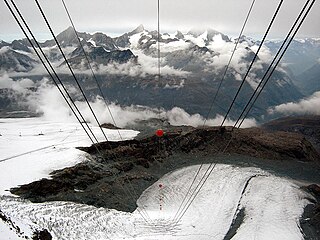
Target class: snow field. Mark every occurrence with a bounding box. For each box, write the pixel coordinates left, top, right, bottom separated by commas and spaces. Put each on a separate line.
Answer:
0, 117, 139, 195
0, 118, 311, 239
0, 165, 310, 240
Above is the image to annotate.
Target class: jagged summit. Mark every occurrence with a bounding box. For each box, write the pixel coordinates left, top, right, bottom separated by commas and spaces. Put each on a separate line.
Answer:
0, 25, 315, 122
186, 27, 231, 42
57, 26, 75, 39
129, 24, 145, 35
175, 30, 184, 39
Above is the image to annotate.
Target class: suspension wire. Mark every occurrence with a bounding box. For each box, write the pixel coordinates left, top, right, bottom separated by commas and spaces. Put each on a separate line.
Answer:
237, 0, 315, 128
174, 0, 315, 224
174, 163, 217, 224
233, 0, 312, 129
172, 164, 204, 221
157, 0, 162, 121
203, 0, 256, 126
118, 184, 152, 224
157, 0, 161, 85
59, 0, 152, 222
8, 0, 151, 224
34, 0, 109, 142
5, 0, 102, 147
172, 0, 257, 223
62, 0, 152, 221
220, 0, 284, 127
173, 0, 285, 223
61, 0, 123, 141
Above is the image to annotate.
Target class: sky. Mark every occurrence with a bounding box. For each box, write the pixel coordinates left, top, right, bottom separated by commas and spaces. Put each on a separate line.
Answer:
0, 0, 319, 42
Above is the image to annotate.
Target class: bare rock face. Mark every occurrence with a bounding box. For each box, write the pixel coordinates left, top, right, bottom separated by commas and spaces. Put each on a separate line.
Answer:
79, 126, 320, 163
301, 184, 320, 239
262, 115, 320, 153
100, 123, 122, 130
32, 229, 52, 240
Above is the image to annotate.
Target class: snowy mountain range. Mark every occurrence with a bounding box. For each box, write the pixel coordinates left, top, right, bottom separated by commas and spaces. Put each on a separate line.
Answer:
1, 26, 320, 239
0, 25, 319, 122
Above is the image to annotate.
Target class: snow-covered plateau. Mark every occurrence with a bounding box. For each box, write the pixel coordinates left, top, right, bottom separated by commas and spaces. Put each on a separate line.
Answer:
0, 118, 313, 239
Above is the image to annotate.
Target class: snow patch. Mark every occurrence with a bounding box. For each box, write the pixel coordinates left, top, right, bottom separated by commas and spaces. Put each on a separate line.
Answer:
87, 38, 96, 47
0, 46, 11, 54
164, 80, 185, 89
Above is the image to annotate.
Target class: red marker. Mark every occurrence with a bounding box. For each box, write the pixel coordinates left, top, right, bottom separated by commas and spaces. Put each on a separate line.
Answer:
155, 129, 164, 137
159, 183, 164, 210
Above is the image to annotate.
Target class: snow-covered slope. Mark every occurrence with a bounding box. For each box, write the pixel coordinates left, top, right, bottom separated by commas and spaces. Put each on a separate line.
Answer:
0, 164, 310, 240
0, 117, 311, 240
0, 117, 139, 195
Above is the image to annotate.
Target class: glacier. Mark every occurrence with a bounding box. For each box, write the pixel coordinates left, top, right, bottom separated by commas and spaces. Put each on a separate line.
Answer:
0, 118, 312, 239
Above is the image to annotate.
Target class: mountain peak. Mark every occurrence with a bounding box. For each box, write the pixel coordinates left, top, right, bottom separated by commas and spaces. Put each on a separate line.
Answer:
56, 26, 76, 42
60, 26, 75, 35
129, 24, 145, 35
187, 28, 216, 37
175, 31, 184, 39
186, 28, 231, 42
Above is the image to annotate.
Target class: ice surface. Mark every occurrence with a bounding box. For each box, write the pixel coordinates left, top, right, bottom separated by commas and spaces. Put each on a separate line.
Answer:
0, 163, 310, 239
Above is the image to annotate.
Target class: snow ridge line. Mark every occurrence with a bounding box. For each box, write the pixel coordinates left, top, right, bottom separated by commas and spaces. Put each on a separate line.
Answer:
224, 174, 268, 239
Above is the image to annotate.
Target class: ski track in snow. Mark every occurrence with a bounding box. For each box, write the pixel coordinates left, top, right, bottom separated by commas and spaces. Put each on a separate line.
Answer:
0, 118, 311, 239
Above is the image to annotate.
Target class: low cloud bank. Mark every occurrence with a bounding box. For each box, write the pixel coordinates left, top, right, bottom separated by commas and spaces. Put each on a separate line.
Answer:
0, 73, 35, 93
1, 75, 257, 128
269, 91, 320, 115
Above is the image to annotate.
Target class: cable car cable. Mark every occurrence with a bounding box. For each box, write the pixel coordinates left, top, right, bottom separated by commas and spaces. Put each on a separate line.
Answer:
238, 0, 315, 128
61, 0, 123, 141
203, 0, 256, 126
5, 0, 101, 147
220, 0, 284, 127
34, 0, 109, 142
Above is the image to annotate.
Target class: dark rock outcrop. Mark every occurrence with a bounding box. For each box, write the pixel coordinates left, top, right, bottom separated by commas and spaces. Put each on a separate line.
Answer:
32, 229, 52, 240
301, 184, 320, 239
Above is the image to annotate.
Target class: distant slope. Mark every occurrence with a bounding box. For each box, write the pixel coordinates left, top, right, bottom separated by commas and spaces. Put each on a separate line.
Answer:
295, 62, 320, 95
262, 115, 320, 153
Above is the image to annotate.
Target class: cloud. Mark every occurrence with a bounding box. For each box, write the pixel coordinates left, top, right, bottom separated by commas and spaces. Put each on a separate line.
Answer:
131, 49, 189, 77
166, 107, 257, 128
269, 91, 320, 115
3, 79, 256, 129
43, 48, 189, 78
0, 74, 35, 93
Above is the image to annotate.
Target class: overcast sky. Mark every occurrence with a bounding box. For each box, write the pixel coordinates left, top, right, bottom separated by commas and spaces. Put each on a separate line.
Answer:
0, 0, 319, 42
